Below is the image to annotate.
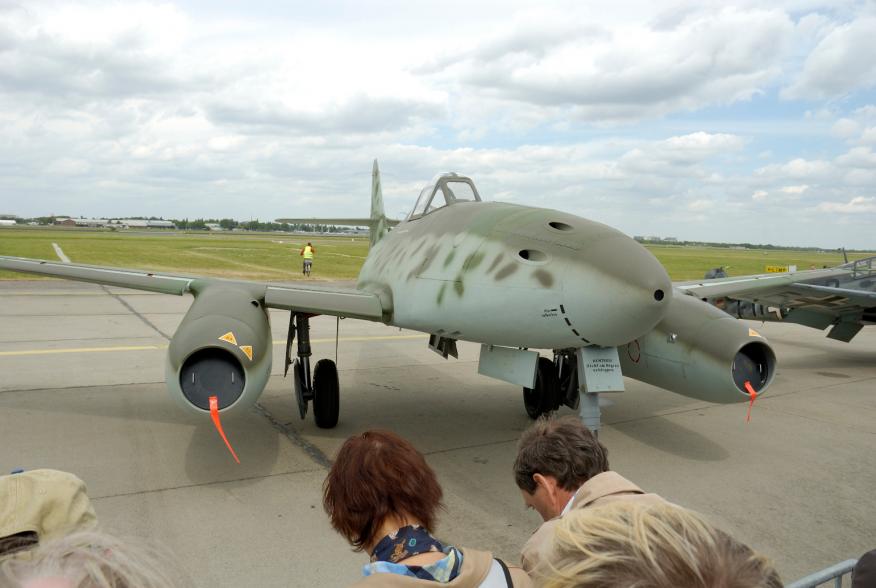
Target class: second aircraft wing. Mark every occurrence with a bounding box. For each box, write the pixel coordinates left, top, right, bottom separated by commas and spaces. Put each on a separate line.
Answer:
676, 258, 876, 342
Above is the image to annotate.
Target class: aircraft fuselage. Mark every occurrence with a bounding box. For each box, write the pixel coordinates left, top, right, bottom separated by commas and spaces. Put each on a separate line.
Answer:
357, 201, 672, 349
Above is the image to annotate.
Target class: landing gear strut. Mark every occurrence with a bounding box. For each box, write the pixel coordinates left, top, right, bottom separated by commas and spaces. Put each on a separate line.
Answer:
285, 312, 340, 428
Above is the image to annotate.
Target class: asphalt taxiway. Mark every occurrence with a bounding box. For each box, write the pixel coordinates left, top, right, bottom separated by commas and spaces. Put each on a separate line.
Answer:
1, 280, 874, 586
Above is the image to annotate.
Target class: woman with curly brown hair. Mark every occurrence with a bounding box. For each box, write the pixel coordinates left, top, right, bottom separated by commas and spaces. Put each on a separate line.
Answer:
323, 429, 532, 587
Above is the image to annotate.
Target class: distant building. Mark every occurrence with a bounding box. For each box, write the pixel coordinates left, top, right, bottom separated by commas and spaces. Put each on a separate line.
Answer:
663, 237, 678, 243
109, 219, 176, 229
74, 218, 109, 227
52, 217, 109, 227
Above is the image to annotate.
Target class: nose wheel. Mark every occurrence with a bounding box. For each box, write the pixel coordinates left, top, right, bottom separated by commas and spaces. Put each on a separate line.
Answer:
523, 357, 560, 418
285, 312, 340, 429
522, 352, 581, 419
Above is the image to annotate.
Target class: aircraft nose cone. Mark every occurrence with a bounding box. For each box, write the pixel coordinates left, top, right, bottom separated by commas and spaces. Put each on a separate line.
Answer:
564, 231, 671, 347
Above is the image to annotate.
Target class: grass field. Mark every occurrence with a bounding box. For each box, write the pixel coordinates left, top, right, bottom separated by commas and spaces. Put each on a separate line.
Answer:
0, 227, 871, 282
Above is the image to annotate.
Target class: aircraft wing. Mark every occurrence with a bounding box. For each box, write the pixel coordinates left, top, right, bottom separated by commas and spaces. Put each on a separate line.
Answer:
677, 263, 876, 342
0, 256, 385, 321
275, 217, 401, 227
675, 267, 849, 300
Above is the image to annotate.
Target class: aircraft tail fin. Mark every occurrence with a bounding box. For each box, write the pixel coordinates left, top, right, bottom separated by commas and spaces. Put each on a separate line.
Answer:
369, 159, 390, 247
274, 160, 398, 247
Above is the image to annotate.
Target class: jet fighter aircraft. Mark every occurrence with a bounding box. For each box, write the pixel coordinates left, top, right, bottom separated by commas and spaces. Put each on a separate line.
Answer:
0, 162, 776, 435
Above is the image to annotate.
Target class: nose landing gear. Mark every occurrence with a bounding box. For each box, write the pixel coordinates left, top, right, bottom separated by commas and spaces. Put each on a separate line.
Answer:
522, 351, 580, 419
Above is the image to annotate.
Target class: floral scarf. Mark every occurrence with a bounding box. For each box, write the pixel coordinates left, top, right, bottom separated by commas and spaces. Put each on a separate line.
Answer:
364, 525, 463, 582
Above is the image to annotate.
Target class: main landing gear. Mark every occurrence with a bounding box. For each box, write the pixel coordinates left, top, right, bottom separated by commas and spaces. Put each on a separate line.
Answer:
285, 312, 339, 428
522, 350, 581, 419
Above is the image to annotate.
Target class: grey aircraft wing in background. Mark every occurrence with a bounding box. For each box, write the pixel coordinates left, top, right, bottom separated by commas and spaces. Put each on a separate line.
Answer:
678, 257, 876, 342
0, 160, 777, 440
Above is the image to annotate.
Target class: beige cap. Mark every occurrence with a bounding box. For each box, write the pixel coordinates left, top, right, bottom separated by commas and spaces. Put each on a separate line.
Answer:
0, 469, 98, 542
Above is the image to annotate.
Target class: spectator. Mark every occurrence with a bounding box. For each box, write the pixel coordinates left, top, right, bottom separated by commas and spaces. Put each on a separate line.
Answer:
513, 416, 664, 572
324, 430, 532, 587
852, 548, 876, 588
0, 470, 97, 557
535, 501, 782, 588
0, 530, 191, 588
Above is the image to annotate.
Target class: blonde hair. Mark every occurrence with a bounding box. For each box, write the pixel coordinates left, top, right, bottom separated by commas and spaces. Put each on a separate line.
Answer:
0, 530, 191, 588
538, 501, 782, 588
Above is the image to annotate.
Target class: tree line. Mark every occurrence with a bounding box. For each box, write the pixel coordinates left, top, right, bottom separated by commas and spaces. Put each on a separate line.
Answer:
15, 216, 353, 233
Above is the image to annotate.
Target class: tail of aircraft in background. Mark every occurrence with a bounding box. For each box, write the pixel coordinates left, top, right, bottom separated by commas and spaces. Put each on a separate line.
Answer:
368, 159, 390, 247
275, 158, 400, 246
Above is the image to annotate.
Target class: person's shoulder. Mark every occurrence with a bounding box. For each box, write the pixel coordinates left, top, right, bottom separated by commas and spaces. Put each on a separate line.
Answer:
520, 519, 558, 573
459, 548, 534, 588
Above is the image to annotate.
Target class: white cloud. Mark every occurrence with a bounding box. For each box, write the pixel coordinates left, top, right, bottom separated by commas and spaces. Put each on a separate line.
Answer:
783, 17, 876, 99
45, 157, 91, 176
618, 132, 744, 176
815, 197, 876, 213
757, 158, 832, 180
836, 147, 876, 168
831, 118, 860, 139
752, 190, 769, 201
423, 7, 794, 122
687, 199, 714, 211
780, 185, 809, 194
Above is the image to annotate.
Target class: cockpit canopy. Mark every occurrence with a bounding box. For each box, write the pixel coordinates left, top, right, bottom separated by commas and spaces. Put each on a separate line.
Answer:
408, 172, 481, 220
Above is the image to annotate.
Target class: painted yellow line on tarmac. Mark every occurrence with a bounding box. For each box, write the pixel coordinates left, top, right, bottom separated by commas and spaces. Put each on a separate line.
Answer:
0, 334, 425, 357
0, 344, 167, 357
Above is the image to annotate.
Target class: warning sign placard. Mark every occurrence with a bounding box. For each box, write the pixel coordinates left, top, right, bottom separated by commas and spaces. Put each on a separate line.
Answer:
218, 331, 238, 345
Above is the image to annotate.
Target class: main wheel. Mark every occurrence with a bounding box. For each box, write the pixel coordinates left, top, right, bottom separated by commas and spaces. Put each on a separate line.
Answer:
523, 357, 559, 419
312, 358, 340, 429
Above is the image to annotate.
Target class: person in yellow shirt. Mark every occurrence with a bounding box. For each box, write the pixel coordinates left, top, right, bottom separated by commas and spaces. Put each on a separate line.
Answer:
300, 242, 315, 276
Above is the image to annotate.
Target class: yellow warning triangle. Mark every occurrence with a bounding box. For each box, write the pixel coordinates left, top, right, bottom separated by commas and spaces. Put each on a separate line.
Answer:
218, 331, 237, 345
239, 345, 253, 361
748, 328, 761, 338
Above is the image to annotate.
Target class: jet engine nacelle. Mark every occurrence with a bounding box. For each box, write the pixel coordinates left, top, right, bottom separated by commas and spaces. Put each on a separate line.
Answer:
165, 283, 272, 415
618, 293, 776, 403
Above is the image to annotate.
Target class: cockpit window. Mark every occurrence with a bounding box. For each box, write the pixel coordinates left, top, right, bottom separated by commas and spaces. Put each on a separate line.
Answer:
411, 186, 432, 218
443, 180, 477, 203
408, 173, 481, 220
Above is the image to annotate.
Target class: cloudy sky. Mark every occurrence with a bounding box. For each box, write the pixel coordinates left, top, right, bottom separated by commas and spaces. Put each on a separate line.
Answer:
1, 0, 875, 248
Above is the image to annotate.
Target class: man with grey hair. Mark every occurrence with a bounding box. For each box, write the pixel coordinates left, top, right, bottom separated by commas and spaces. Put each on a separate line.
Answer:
513, 415, 665, 573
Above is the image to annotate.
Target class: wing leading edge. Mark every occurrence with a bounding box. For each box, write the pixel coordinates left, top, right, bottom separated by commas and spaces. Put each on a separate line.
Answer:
0, 255, 385, 321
